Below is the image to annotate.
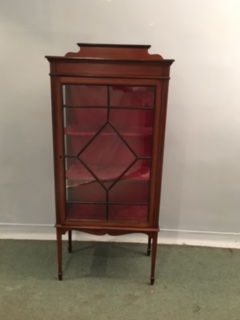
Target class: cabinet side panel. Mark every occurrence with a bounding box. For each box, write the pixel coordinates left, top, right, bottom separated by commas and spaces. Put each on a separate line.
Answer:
150, 77, 172, 227
50, 76, 65, 224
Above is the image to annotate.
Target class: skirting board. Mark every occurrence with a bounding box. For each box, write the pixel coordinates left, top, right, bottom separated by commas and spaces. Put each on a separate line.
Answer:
1, 223, 240, 249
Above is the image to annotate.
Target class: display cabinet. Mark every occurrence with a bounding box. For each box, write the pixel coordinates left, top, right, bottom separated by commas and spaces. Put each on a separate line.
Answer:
46, 44, 174, 284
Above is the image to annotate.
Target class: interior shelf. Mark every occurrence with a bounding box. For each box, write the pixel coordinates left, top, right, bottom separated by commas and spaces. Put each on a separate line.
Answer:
62, 85, 155, 108
66, 203, 148, 221
64, 126, 152, 137
65, 164, 150, 181
63, 105, 154, 110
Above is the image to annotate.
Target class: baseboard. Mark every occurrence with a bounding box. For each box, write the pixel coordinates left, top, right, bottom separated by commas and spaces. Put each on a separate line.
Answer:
0, 223, 240, 249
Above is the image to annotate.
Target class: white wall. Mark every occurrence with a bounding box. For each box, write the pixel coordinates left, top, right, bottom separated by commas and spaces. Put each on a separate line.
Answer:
1, 0, 240, 247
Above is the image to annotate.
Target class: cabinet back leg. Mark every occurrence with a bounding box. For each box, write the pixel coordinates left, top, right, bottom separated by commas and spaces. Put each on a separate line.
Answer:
147, 236, 152, 256
68, 230, 72, 253
150, 233, 158, 285
56, 229, 62, 280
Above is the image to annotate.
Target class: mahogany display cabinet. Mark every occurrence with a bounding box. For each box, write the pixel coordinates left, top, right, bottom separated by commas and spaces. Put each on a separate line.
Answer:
46, 44, 174, 284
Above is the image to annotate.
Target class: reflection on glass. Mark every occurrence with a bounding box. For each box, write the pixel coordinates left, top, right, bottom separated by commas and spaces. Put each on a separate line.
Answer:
63, 85, 107, 106
64, 108, 107, 156
67, 204, 106, 220
65, 158, 105, 203
109, 160, 150, 203
79, 124, 136, 182
110, 86, 154, 108
110, 109, 153, 157
109, 205, 148, 221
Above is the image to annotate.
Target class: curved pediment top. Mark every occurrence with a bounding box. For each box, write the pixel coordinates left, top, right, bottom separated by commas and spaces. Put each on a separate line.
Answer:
64, 43, 163, 61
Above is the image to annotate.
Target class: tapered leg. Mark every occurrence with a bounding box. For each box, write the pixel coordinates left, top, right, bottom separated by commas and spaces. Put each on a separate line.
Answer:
68, 230, 72, 253
147, 236, 152, 256
150, 233, 158, 285
56, 228, 62, 280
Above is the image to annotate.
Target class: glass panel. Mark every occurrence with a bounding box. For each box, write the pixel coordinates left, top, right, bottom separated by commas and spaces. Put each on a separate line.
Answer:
108, 205, 148, 221
110, 109, 153, 157
63, 85, 107, 106
66, 181, 106, 203
79, 124, 136, 184
65, 158, 106, 203
64, 108, 107, 133
110, 86, 154, 108
109, 160, 150, 204
66, 157, 94, 181
64, 108, 107, 156
66, 203, 106, 220
109, 181, 149, 203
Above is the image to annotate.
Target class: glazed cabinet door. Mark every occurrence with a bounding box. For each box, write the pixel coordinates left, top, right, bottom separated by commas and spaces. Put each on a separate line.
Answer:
57, 80, 161, 226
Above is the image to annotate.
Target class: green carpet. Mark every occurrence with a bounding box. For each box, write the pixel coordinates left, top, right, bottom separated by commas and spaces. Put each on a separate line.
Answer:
0, 240, 239, 320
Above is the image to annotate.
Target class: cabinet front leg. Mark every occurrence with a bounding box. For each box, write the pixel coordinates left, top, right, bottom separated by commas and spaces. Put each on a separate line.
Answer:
56, 229, 63, 280
150, 233, 158, 285
68, 230, 72, 253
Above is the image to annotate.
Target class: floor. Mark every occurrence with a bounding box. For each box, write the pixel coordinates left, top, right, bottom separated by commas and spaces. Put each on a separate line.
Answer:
0, 239, 239, 320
